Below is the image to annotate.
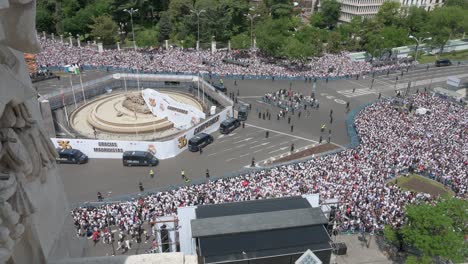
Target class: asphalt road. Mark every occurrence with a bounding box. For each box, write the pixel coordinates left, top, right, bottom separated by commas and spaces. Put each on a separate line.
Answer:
54, 64, 468, 204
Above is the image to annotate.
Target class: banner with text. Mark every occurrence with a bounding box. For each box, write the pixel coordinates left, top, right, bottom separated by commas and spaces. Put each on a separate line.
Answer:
142, 89, 206, 130
51, 108, 231, 159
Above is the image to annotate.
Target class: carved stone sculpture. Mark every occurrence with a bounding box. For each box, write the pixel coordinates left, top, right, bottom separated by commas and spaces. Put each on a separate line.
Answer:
0, 0, 58, 262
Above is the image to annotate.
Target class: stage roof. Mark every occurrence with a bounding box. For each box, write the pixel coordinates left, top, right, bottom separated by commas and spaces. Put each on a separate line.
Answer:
191, 207, 328, 238
195, 196, 312, 219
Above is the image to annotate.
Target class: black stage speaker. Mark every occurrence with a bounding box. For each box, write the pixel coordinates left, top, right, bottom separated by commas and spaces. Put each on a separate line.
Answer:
332, 242, 347, 255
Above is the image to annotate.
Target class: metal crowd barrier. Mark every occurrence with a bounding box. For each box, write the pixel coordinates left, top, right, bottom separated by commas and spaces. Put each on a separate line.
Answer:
45, 64, 411, 82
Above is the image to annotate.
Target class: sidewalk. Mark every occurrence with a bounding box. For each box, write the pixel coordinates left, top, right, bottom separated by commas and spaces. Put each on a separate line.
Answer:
330, 234, 394, 264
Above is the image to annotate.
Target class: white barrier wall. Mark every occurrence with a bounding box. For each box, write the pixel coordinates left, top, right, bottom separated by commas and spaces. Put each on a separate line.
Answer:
51, 108, 231, 160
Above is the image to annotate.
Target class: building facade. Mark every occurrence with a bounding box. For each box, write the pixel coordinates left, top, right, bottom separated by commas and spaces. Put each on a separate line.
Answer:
338, 0, 388, 23
399, 0, 445, 11
338, 0, 445, 23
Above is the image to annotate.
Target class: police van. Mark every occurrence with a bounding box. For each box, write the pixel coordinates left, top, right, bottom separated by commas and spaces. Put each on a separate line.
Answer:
122, 151, 159, 167
188, 133, 214, 152
237, 105, 249, 121
56, 149, 88, 164
219, 118, 240, 134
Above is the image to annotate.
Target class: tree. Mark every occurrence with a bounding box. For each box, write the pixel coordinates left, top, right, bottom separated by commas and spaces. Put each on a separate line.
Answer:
375, 1, 402, 27
445, 0, 468, 9
319, 0, 340, 29
379, 26, 408, 48
310, 13, 326, 28
402, 6, 429, 35
282, 37, 313, 61
256, 17, 296, 57
271, 3, 293, 19
427, 6, 467, 52
89, 15, 119, 45
158, 11, 172, 42
327, 31, 342, 53
136, 28, 158, 47
399, 199, 467, 263
36, 5, 56, 33
230, 33, 250, 49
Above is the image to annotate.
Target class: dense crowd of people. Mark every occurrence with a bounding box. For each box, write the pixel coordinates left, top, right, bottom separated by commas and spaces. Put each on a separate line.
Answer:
263, 89, 315, 112
71, 93, 466, 254
36, 38, 414, 78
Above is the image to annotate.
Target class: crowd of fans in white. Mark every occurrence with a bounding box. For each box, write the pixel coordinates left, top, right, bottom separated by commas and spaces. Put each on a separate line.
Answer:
71, 93, 466, 253
36, 38, 413, 78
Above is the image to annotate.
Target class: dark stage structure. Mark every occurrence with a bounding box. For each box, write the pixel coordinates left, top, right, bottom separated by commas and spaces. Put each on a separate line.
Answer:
190, 196, 332, 264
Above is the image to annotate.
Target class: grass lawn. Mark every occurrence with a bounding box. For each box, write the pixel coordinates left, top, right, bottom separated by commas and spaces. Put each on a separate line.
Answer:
417, 49, 468, 64
388, 174, 454, 198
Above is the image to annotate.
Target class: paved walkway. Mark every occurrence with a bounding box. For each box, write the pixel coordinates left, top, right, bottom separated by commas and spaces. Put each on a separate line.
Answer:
331, 234, 394, 264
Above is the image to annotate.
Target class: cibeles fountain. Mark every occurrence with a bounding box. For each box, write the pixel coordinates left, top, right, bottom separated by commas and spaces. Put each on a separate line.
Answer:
0, 1, 196, 264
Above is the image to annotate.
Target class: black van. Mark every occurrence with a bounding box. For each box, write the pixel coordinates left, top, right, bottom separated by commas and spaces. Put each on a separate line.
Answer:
188, 133, 214, 152
435, 59, 452, 67
212, 83, 227, 93
219, 118, 240, 134
56, 149, 88, 164
237, 105, 249, 121
122, 151, 159, 167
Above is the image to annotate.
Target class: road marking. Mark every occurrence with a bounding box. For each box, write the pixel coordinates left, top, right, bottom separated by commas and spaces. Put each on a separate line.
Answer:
253, 149, 263, 153
207, 152, 218, 157
250, 140, 258, 144
249, 142, 269, 149
233, 137, 253, 144
239, 153, 250, 157
264, 144, 278, 150
268, 146, 288, 154
244, 123, 317, 143
347, 79, 368, 88
232, 136, 242, 140
226, 157, 236, 162
279, 141, 289, 145
238, 96, 262, 98
234, 144, 247, 149
246, 131, 259, 136
217, 135, 225, 139
337, 88, 376, 98
228, 133, 237, 137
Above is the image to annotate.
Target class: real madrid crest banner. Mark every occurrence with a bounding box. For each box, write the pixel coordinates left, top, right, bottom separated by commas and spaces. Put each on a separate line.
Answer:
142, 89, 206, 130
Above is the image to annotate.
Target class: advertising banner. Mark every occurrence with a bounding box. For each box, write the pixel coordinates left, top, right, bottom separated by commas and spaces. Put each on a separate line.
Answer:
142, 89, 206, 130
51, 108, 231, 160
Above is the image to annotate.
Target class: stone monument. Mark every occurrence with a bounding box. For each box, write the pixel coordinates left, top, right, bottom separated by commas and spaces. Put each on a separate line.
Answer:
0, 0, 84, 263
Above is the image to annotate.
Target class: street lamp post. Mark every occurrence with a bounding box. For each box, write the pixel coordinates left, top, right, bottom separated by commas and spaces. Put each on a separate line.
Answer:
124, 8, 139, 51
409, 35, 432, 61
191, 9, 206, 51
244, 14, 260, 49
